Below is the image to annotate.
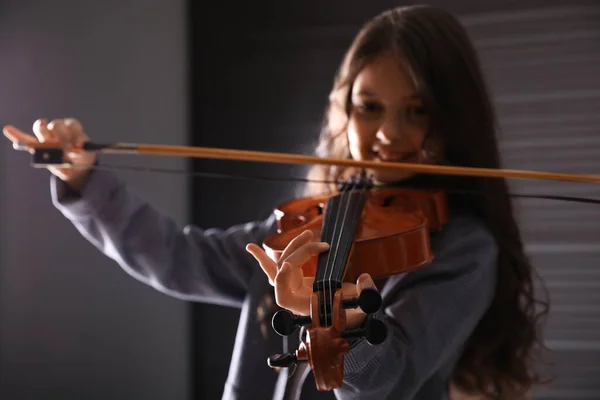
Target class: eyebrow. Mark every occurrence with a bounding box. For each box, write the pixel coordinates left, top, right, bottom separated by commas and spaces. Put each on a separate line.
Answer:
354, 90, 420, 100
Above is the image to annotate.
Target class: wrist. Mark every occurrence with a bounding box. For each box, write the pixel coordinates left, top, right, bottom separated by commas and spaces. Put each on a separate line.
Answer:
64, 168, 93, 192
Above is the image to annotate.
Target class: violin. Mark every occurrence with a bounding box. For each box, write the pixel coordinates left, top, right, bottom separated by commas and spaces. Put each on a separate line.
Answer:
10, 139, 600, 391
262, 176, 450, 390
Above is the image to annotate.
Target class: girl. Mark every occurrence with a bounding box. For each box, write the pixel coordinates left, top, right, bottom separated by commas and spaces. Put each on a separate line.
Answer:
4, 5, 548, 400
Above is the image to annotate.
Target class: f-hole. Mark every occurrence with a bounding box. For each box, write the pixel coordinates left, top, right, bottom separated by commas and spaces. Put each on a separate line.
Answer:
306, 204, 324, 215
383, 196, 394, 207
316, 203, 324, 215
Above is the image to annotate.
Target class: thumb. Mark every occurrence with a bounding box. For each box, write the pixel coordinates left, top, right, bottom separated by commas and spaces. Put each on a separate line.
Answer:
356, 273, 376, 293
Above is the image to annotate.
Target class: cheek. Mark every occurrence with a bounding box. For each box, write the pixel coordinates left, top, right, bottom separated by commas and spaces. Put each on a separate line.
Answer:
406, 126, 428, 149
347, 118, 376, 161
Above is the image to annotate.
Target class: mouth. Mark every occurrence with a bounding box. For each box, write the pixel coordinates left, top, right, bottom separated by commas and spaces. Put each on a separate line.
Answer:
371, 150, 418, 163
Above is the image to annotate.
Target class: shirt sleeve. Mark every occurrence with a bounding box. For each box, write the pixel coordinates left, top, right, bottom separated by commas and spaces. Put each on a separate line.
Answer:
335, 214, 498, 399
50, 168, 277, 308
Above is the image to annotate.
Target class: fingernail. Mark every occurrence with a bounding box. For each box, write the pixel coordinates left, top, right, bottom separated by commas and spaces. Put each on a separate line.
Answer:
359, 273, 374, 286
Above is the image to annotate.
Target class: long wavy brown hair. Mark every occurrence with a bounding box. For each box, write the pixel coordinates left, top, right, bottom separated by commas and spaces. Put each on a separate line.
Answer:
303, 5, 550, 399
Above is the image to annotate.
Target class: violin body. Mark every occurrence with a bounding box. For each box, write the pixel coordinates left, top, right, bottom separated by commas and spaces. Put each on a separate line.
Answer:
263, 187, 449, 282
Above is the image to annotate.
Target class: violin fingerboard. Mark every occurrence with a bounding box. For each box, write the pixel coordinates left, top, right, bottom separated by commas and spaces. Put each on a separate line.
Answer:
313, 191, 366, 291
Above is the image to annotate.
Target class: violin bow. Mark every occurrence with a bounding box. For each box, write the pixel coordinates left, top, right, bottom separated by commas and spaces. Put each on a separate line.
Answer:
13, 140, 600, 185
11, 139, 600, 206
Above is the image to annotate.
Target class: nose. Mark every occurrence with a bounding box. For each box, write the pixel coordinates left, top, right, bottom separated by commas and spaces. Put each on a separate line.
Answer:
375, 113, 403, 145
376, 130, 394, 145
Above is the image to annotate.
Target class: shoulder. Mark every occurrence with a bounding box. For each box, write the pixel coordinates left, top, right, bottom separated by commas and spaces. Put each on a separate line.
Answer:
402, 212, 498, 287
431, 212, 497, 258
378, 213, 499, 331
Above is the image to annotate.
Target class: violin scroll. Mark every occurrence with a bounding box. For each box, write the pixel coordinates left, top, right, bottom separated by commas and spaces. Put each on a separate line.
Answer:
303, 287, 387, 390
267, 286, 388, 390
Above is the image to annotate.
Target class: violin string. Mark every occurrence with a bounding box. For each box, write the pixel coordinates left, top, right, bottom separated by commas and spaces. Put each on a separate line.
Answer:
347, 172, 370, 325
327, 187, 342, 327
323, 178, 353, 327
323, 172, 370, 329
320, 183, 339, 328
74, 162, 600, 205
334, 175, 362, 327
332, 178, 355, 326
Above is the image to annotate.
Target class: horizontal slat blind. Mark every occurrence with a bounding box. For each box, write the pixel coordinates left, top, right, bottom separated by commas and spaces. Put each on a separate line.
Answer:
466, 5, 600, 398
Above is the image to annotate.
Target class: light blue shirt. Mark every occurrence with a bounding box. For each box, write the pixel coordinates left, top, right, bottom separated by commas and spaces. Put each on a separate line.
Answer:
51, 167, 497, 399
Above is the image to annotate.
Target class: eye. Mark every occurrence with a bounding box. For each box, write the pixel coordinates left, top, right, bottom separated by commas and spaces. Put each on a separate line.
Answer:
405, 105, 428, 121
354, 101, 383, 114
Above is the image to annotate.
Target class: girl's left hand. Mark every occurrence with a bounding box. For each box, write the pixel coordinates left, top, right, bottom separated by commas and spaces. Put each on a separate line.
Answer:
246, 230, 377, 330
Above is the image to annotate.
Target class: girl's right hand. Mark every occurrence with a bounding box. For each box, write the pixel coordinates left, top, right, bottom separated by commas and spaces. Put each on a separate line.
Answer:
3, 118, 97, 191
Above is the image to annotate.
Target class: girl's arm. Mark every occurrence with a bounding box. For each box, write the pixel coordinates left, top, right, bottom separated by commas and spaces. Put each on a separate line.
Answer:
336, 214, 498, 399
50, 167, 277, 308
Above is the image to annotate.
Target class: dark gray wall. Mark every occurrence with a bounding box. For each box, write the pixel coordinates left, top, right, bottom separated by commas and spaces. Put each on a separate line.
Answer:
0, 1, 189, 399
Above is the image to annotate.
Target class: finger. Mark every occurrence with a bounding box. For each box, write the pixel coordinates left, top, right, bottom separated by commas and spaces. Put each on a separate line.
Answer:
274, 262, 310, 315
276, 259, 305, 292
278, 230, 314, 269
246, 243, 278, 285
64, 118, 88, 145
301, 276, 315, 296
48, 119, 73, 150
32, 119, 53, 142
3, 125, 37, 145
356, 273, 376, 293
340, 273, 377, 299
64, 119, 93, 161
281, 241, 329, 269
344, 274, 377, 329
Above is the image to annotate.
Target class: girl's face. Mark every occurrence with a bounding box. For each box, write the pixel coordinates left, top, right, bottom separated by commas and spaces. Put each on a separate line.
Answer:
347, 54, 436, 184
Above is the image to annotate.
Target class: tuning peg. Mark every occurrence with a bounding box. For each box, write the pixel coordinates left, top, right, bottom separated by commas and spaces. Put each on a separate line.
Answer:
271, 309, 312, 336
341, 318, 388, 345
267, 352, 299, 368
342, 288, 382, 314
